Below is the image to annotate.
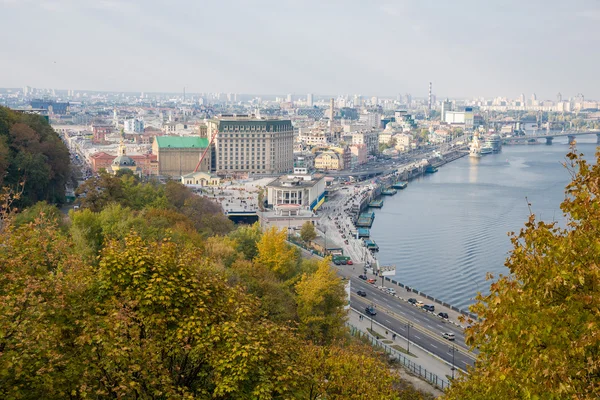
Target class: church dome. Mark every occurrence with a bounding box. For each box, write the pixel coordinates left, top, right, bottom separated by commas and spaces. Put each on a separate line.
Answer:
112, 154, 136, 167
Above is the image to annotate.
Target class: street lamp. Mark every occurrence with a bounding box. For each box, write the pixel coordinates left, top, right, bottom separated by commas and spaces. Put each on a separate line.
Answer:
407, 322, 413, 354
370, 303, 375, 331
448, 345, 457, 379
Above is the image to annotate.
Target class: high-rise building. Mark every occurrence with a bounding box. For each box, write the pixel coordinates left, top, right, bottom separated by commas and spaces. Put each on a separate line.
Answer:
124, 118, 144, 133
441, 99, 453, 122
208, 115, 294, 175
286, 93, 292, 103
307, 93, 313, 107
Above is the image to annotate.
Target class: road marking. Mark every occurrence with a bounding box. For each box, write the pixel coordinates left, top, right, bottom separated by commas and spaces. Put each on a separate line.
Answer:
430, 344, 438, 349
413, 335, 421, 339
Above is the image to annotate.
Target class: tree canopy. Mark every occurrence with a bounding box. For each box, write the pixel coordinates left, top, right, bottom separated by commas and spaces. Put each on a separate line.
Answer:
444, 149, 600, 400
0, 106, 71, 207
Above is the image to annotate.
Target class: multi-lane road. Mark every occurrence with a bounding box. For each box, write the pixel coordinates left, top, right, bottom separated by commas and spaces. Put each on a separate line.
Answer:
348, 274, 477, 372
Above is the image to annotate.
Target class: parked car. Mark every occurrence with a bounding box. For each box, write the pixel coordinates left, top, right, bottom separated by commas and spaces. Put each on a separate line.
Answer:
423, 304, 435, 312
347, 260, 353, 265
442, 332, 455, 341
408, 298, 417, 304
438, 312, 449, 319
340, 259, 347, 265
367, 278, 376, 284
333, 260, 341, 265
415, 300, 424, 307
357, 290, 367, 297
358, 274, 367, 280
365, 306, 377, 316
386, 288, 396, 295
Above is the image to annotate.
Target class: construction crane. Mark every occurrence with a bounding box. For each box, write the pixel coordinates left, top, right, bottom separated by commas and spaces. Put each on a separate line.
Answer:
194, 128, 219, 173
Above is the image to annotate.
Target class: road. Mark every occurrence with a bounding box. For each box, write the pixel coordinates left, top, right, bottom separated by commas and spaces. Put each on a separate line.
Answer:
348, 276, 476, 372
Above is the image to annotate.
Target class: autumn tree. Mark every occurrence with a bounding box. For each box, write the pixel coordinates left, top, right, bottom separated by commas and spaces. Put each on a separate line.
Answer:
444, 149, 600, 400
254, 226, 300, 280
300, 220, 317, 243
296, 257, 347, 344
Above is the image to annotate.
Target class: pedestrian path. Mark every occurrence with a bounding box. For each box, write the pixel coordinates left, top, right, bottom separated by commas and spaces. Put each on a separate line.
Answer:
348, 309, 454, 381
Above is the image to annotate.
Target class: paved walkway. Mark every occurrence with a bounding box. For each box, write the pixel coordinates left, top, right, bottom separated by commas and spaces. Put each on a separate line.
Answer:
348, 309, 446, 397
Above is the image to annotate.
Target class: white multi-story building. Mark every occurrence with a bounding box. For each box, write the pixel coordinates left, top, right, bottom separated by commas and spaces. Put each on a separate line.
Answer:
208, 115, 294, 175
124, 118, 144, 133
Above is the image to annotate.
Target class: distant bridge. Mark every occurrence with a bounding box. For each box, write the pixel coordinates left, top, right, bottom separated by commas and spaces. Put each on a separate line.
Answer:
505, 130, 600, 145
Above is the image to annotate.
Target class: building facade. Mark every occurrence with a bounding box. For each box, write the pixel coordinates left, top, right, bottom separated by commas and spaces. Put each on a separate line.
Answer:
152, 136, 210, 177
266, 173, 326, 212
314, 151, 342, 171
351, 131, 379, 155
208, 115, 294, 175
124, 118, 144, 133
92, 124, 112, 143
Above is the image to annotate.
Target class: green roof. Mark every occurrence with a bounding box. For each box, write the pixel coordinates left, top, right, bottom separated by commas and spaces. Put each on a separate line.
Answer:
156, 136, 209, 149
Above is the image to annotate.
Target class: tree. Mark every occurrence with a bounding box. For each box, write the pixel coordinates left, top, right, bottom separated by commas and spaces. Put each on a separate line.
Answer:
300, 221, 317, 243
444, 149, 600, 400
229, 222, 263, 260
296, 257, 347, 344
254, 226, 300, 280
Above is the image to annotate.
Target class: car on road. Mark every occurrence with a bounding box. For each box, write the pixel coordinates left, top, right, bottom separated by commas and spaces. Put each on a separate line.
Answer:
408, 298, 417, 304
442, 332, 455, 341
358, 274, 367, 280
365, 306, 377, 316
386, 288, 396, 295
415, 300, 424, 307
423, 304, 435, 312
347, 260, 353, 265
357, 290, 367, 297
367, 278, 376, 284
438, 312, 449, 319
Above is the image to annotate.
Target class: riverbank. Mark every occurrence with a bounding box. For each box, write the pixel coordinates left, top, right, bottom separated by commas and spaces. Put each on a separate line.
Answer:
317, 147, 476, 319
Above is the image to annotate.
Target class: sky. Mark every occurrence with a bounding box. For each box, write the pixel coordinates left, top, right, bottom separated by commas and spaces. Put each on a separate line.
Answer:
1, 0, 600, 99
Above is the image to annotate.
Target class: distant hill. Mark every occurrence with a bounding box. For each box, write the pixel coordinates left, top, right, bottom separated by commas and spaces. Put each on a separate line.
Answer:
0, 106, 71, 206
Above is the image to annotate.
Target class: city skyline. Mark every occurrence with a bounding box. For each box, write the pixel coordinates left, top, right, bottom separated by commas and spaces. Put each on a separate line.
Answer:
2, 0, 600, 99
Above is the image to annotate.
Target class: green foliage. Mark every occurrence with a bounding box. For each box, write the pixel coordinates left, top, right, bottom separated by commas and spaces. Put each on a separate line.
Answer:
300, 220, 317, 243
0, 107, 71, 206
229, 222, 263, 260
12, 201, 64, 229
444, 149, 600, 400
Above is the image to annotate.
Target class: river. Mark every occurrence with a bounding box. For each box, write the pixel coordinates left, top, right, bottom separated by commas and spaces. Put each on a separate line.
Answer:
369, 136, 598, 310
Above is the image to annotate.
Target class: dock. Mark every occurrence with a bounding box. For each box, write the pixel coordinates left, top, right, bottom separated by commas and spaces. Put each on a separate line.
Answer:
364, 239, 379, 251
368, 199, 384, 208
356, 212, 375, 227
392, 181, 408, 189
381, 188, 397, 196
357, 228, 370, 238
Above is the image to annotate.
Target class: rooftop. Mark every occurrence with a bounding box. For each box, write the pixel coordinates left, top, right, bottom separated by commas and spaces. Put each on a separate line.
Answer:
155, 136, 209, 149
267, 173, 325, 189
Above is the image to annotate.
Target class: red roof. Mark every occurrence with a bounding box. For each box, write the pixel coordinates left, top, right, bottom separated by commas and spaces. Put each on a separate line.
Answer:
90, 152, 116, 160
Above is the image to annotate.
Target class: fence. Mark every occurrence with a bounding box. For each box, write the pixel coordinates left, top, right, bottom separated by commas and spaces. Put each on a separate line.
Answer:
347, 324, 451, 391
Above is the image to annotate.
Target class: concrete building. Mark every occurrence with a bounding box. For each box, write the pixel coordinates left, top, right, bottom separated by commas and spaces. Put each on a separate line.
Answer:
441, 99, 453, 122
444, 109, 474, 129
266, 173, 326, 212
152, 136, 210, 177
351, 131, 379, 155
350, 144, 367, 165
314, 151, 342, 171
124, 118, 144, 133
92, 124, 112, 143
208, 115, 294, 175
307, 93, 313, 107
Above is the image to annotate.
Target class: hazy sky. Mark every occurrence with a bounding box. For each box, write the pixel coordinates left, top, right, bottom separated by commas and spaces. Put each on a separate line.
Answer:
1, 0, 599, 99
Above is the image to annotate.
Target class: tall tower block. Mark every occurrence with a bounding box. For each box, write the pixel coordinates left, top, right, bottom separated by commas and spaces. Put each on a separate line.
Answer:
329, 98, 335, 140
428, 82, 432, 113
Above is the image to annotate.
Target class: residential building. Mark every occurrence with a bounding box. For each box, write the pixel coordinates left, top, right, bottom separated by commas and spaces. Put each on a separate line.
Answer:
351, 130, 379, 155
92, 124, 112, 143
350, 144, 367, 165
152, 136, 210, 177
207, 115, 294, 175
124, 118, 144, 133
314, 151, 342, 171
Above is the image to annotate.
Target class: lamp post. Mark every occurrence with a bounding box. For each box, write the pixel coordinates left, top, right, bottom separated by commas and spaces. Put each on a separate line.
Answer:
370, 303, 375, 331
448, 345, 457, 379
407, 322, 413, 354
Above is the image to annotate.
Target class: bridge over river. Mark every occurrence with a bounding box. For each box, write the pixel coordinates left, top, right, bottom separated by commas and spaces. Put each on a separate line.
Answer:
506, 130, 600, 145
